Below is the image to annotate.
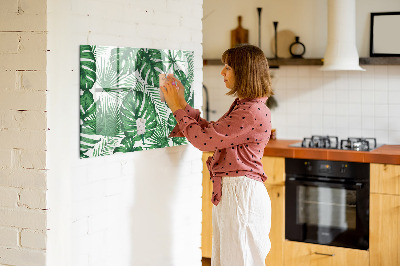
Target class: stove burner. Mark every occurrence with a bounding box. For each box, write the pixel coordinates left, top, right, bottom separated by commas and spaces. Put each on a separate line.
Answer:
301, 135, 339, 149
295, 136, 378, 151
340, 137, 377, 151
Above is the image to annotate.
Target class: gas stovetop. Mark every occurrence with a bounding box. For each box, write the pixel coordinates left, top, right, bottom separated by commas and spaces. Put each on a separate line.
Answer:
289, 135, 382, 151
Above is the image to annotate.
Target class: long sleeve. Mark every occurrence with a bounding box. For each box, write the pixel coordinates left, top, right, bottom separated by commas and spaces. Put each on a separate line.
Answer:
172, 105, 257, 152
172, 97, 271, 206
168, 104, 211, 137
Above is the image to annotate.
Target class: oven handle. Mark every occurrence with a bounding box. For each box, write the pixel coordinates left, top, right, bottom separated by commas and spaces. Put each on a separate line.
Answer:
286, 177, 364, 189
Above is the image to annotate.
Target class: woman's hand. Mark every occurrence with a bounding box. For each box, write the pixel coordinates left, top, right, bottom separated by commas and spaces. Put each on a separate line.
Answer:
161, 76, 185, 113
167, 74, 187, 108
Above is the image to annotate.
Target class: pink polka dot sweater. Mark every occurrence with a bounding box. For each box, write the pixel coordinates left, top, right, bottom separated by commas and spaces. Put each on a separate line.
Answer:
169, 97, 271, 206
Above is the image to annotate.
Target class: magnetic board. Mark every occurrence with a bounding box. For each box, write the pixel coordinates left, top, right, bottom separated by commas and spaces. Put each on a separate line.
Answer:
79, 45, 194, 158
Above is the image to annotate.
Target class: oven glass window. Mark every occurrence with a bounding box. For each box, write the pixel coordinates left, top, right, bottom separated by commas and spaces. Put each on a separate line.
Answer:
297, 186, 356, 230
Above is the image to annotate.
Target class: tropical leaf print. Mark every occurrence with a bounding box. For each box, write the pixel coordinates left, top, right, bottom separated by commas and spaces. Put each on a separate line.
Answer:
96, 57, 129, 91
120, 90, 158, 140
167, 112, 188, 146
114, 136, 143, 153
95, 91, 124, 137
79, 45, 194, 158
135, 49, 164, 87
145, 120, 170, 149
92, 136, 121, 157
80, 45, 96, 90
110, 47, 137, 74
80, 90, 97, 134
80, 135, 101, 158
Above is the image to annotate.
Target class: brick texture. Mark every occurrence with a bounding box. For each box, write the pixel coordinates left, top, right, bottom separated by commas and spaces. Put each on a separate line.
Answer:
0, 0, 47, 264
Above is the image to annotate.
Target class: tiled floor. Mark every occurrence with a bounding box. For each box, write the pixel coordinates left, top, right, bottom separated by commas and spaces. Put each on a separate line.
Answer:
202, 257, 211, 266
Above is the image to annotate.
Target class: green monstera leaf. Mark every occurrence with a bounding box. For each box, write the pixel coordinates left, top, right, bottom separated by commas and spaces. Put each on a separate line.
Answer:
145, 121, 170, 149
110, 47, 137, 76
80, 90, 97, 134
114, 136, 143, 153
135, 49, 164, 87
80, 45, 96, 90
120, 90, 158, 141
164, 50, 194, 106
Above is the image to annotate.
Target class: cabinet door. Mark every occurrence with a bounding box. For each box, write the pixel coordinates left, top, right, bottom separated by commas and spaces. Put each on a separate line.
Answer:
370, 163, 400, 195
202, 152, 213, 258
284, 241, 369, 266
264, 185, 284, 266
261, 156, 285, 185
370, 193, 400, 266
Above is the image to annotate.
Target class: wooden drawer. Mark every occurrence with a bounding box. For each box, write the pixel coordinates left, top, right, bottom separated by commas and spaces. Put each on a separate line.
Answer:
262, 156, 285, 186
370, 163, 400, 195
284, 241, 369, 266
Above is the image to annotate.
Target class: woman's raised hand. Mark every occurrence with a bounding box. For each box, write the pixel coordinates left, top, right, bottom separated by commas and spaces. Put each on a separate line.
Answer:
160, 75, 185, 113
167, 74, 187, 108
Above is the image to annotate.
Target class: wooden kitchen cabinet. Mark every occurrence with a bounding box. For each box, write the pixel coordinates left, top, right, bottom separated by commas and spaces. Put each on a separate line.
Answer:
262, 156, 285, 266
284, 241, 369, 266
370, 163, 400, 195
264, 184, 285, 266
370, 163, 400, 266
370, 193, 400, 266
261, 156, 285, 186
202, 152, 213, 258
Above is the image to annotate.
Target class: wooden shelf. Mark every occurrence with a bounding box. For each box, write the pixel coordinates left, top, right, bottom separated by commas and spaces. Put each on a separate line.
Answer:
359, 57, 400, 65
203, 57, 400, 67
268, 58, 322, 67
203, 58, 323, 67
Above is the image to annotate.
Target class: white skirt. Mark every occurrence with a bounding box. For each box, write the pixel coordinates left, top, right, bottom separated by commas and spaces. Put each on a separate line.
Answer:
212, 176, 271, 266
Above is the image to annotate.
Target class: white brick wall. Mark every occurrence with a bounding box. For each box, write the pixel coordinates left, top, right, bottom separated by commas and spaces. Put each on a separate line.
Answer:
46, 1, 203, 266
0, 0, 48, 265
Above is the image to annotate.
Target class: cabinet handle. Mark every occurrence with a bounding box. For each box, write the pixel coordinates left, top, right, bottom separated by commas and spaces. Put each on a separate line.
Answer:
314, 252, 335, 257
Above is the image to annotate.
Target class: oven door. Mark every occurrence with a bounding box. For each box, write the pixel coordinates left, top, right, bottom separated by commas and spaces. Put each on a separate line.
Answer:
285, 177, 369, 250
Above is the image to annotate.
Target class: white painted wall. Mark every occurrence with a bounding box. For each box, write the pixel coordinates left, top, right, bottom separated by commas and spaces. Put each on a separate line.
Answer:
203, 0, 400, 145
0, 0, 48, 265
46, 0, 203, 266
204, 0, 400, 58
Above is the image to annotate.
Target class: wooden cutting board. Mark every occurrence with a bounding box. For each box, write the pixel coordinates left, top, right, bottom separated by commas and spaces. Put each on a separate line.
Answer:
231, 16, 249, 48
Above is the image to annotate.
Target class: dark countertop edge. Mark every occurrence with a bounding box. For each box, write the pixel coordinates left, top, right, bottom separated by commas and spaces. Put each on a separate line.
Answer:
263, 140, 400, 165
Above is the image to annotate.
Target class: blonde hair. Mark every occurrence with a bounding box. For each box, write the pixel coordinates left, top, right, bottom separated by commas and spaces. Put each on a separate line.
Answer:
221, 44, 273, 99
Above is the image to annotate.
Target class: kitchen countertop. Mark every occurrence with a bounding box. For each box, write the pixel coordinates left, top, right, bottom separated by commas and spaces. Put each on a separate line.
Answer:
263, 139, 400, 165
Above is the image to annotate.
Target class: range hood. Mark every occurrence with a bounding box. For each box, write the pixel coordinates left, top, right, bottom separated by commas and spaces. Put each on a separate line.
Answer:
320, 0, 365, 71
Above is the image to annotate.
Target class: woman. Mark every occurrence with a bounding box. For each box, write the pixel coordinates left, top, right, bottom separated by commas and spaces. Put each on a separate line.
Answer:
161, 44, 273, 266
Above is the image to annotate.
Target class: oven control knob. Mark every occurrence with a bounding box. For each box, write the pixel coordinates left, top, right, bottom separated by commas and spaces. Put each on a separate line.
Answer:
304, 162, 312, 171
340, 164, 347, 174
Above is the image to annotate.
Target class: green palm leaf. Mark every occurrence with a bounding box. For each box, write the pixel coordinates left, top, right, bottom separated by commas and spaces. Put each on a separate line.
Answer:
96, 91, 124, 137
135, 49, 164, 87
80, 90, 96, 134
145, 121, 170, 149
183, 51, 195, 106
80, 45, 96, 90
120, 90, 158, 140
93, 136, 121, 157
80, 135, 101, 158
97, 57, 130, 90
114, 136, 143, 153
110, 47, 138, 76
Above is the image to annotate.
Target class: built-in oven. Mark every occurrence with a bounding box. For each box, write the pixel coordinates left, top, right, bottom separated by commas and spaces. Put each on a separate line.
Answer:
285, 158, 370, 250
